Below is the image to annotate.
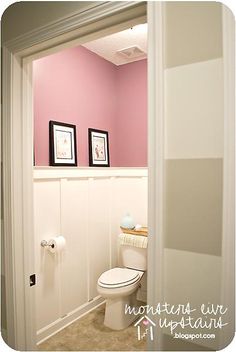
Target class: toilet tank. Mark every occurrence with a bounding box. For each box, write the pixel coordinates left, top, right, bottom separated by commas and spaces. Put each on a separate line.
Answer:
120, 245, 147, 271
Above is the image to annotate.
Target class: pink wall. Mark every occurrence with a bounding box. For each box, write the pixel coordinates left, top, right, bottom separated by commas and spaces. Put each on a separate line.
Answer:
115, 60, 147, 166
33, 45, 147, 166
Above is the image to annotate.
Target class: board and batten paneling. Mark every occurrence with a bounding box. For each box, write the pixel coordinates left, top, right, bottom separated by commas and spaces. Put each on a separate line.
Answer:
60, 178, 89, 315
111, 177, 148, 267
88, 178, 111, 299
33, 168, 148, 341
34, 180, 61, 330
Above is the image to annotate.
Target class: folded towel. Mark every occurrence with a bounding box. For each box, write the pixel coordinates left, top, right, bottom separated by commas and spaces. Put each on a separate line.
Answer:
118, 233, 148, 249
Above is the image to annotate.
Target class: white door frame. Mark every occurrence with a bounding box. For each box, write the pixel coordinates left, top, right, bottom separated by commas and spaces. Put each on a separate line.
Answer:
2, 1, 165, 350
147, 2, 165, 351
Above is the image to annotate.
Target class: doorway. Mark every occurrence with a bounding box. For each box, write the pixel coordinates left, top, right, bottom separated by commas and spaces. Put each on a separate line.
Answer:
33, 22, 148, 350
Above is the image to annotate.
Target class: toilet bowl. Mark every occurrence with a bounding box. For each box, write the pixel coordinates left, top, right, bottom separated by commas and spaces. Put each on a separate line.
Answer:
97, 238, 147, 330
97, 267, 144, 330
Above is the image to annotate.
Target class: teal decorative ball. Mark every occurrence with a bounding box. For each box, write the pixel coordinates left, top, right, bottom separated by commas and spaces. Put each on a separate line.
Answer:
120, 213, 135, 229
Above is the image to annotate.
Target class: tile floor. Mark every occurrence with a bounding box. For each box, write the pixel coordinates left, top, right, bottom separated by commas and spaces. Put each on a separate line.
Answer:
38, 304, 146, 351
37, 304, 210, 351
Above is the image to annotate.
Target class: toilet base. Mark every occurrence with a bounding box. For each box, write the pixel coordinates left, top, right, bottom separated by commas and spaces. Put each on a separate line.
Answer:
104, 291, 138, 330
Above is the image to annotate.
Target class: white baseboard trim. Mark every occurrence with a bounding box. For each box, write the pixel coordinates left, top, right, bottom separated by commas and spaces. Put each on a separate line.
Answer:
36, 296, 105, 345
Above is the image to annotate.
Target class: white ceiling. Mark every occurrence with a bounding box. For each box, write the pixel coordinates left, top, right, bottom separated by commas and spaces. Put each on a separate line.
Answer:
82, 23, 147, 66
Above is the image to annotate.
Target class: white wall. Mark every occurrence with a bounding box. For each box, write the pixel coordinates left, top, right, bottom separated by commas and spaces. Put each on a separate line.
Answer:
34, 168, 147, 342
163, 248, 222, 349
165, 58, 223, 159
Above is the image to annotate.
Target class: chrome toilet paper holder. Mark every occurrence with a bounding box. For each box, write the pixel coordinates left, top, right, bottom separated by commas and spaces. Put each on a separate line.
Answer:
40, 240, 55, 249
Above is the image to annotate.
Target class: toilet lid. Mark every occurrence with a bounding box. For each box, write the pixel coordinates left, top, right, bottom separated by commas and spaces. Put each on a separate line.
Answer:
98, 268, 140, 288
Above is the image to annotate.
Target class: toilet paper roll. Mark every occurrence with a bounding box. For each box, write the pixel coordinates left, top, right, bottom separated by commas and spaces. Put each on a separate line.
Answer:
48, 236, 66, 253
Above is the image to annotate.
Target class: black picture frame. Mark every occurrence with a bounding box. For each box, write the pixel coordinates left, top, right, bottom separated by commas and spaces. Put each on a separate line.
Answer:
49, 120, 77, 166
88, 128, 110, 167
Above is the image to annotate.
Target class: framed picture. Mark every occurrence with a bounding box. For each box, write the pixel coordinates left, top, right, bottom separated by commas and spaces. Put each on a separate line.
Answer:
88, 128, 110, 167
49, 120, 77, 166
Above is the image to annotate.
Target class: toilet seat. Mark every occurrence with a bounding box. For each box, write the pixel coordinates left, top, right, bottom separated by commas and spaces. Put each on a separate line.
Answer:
98, 268, 140, 288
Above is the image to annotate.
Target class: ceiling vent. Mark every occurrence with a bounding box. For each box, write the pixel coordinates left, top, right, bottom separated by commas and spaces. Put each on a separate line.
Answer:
116, 45, 146, 59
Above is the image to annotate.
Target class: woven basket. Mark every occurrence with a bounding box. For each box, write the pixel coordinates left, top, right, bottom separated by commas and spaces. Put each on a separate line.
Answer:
120, 226, 148, 237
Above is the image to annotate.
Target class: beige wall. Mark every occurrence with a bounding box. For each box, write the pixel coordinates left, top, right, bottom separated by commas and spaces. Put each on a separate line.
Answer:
163, 2, 225, 350
164, 1, 222, 68
164, 1, 223, 257
165, 159, 223, 256
1, 1, 97, 43
1, 229, 7, 335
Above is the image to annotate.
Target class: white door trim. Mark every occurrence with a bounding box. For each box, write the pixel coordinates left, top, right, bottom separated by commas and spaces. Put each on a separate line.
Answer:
2, 2, 153, 350
220, 4, 235, 349
147, 2, 165, 350
5, 1, 146, 54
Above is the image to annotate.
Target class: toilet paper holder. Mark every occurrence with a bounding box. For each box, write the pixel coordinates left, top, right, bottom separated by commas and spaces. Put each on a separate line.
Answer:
40, 240, 54, 249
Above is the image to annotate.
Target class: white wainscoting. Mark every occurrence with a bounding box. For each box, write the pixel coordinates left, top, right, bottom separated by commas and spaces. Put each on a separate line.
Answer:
34, 167, 148, 343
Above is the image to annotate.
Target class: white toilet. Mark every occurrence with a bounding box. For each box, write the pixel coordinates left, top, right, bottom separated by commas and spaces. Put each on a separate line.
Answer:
97, 240, 147, 330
